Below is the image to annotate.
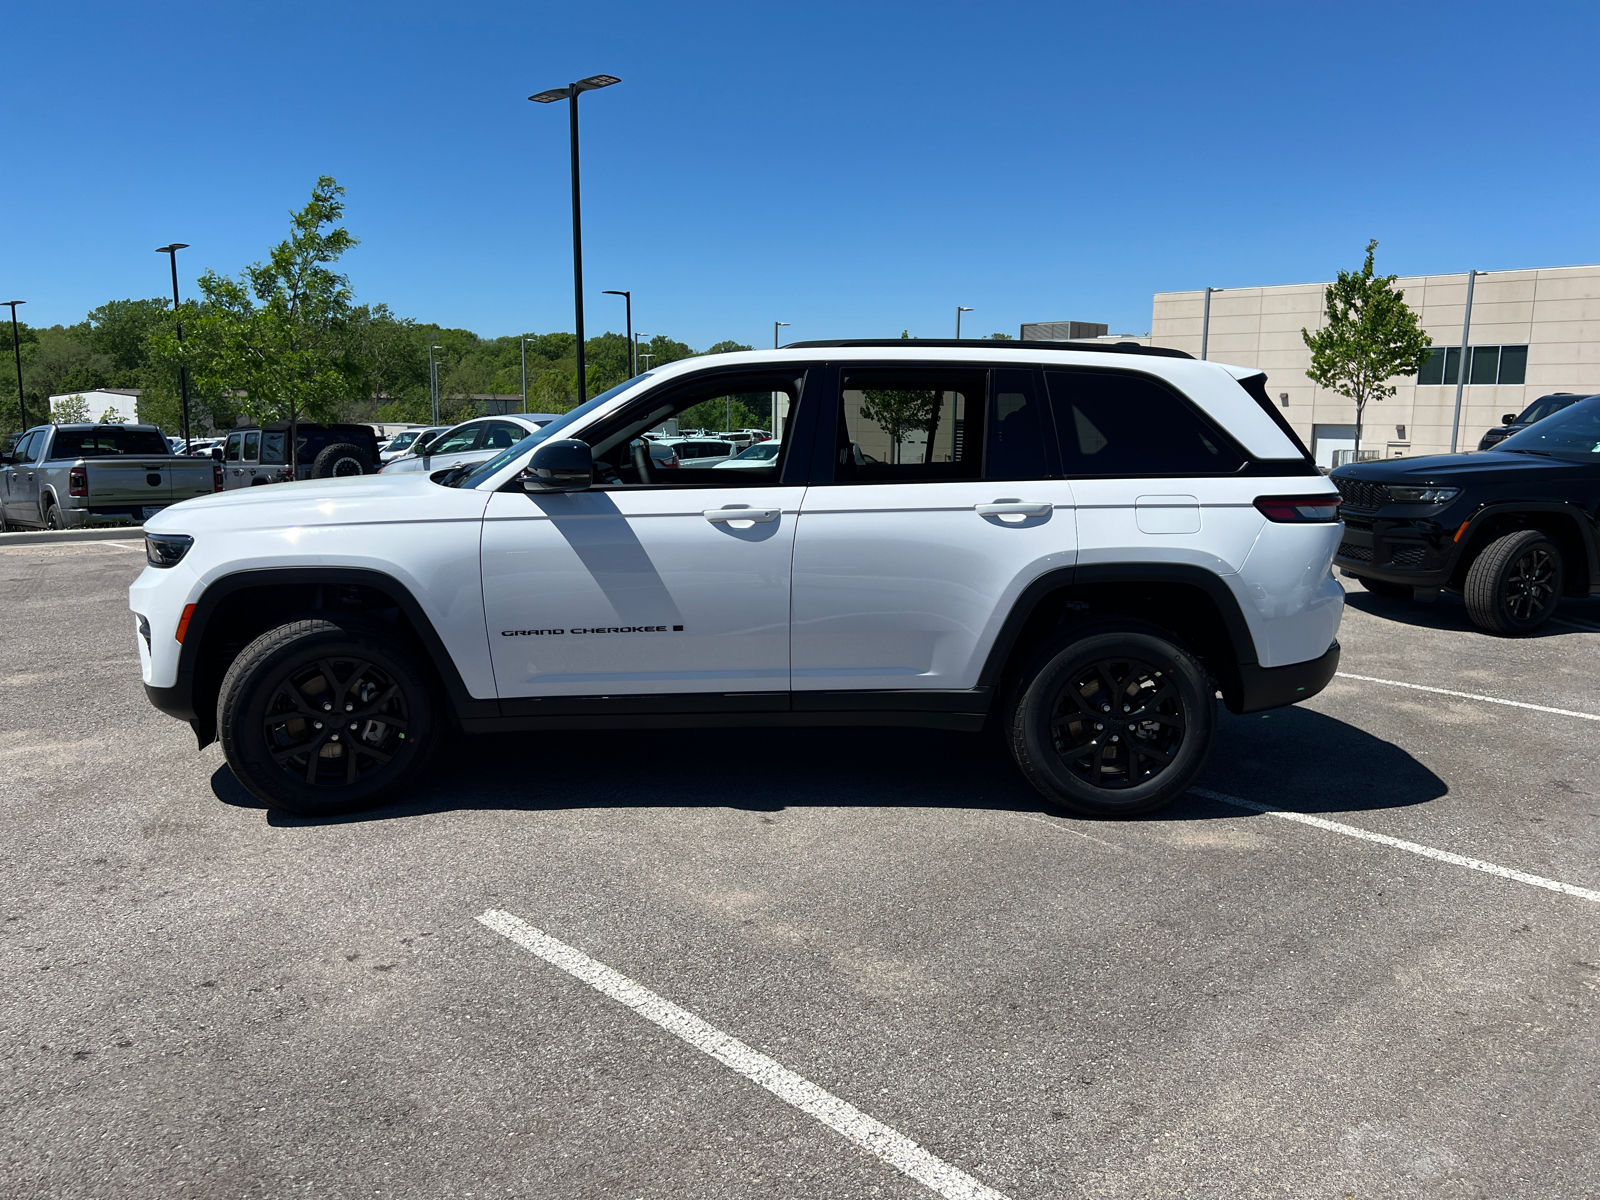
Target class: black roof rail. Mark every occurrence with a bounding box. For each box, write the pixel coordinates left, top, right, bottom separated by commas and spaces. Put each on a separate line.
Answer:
782, 338, 1194, 360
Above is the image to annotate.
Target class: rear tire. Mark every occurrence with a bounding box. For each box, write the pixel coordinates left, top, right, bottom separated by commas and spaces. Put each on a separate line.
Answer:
217, 618, 437, 816
44, 502, 65, 530
1008, 625, 1216, 818
1464, 530, 1563, 635
310, 443, 373, 479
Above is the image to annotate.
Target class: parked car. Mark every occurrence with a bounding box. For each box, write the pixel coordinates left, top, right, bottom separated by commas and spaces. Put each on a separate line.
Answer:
713, 439, 782, 470
220, 422, 381, 489
378, 426, 447, 464
652, 436, 740, 467
1478, 393, 1592, 450
1, 423, 218, 530
1334, 394, 1600, 633
132, 340, 1343, 820
378, 415, 558, 476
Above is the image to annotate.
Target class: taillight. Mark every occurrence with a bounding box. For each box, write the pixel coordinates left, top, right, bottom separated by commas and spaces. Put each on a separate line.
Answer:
1255, 494, 1341, 523
69, 466, 88, 497
212, 462, 224, 492
283, 465, 296, 481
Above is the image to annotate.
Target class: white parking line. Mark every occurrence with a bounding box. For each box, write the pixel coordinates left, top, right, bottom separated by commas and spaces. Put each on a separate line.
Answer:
476, 909, 1011, 1200
1191, 789, 1600, 904
1336, 672, 1600, 722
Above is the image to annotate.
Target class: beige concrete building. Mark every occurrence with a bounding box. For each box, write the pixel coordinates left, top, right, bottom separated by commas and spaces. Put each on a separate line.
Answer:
1149, 265, 1600, 467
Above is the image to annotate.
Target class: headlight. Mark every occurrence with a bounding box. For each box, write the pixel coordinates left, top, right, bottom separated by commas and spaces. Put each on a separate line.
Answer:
145, 533, 194, 568
1385, 486, 1460, 505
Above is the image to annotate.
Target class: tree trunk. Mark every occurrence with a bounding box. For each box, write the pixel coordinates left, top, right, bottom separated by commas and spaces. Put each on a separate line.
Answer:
1353, 397, 1364, 464
290, 410, 299, 479
923, 391, 942, 465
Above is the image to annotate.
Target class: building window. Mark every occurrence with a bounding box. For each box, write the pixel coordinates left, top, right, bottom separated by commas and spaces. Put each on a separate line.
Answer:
1417, 345, 1527, 386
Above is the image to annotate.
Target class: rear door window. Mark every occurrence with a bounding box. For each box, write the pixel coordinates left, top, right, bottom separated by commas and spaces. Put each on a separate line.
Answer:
242, 432, 261, 462
480, 422, 525, 451
833, 367, 985, 482
987, 368, 1054, 480
431, 425, 483, 455
224, 434, 242, 462
1043, 369, 1244, 476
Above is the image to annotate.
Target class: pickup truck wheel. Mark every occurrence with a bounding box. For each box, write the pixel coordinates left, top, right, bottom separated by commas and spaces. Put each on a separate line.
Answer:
1464, 529, 1563, 635
217, 618, 436, 816
311, 443, 372, 479
44, 502, 65, 530
1008, 626, 1216, 818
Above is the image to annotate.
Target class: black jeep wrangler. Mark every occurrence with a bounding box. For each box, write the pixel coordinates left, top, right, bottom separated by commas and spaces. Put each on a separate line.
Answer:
1333, 395, 1600, 634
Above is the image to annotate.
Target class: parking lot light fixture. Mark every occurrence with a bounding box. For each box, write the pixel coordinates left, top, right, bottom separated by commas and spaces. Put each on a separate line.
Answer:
429, 344, 442, 425
3, 300, 24, 430
531, 74, 621, 403
1450, 270, 1483, 453
156, 245, 193, 451
956, 306, 972, 339
1200, 286, 1221, 360
774, 321, 790, 349
602, 290, 633, 375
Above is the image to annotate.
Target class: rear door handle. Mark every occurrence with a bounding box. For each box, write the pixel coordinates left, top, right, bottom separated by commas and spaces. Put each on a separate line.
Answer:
975, 500, 1053, 517
704, 506, 780, 523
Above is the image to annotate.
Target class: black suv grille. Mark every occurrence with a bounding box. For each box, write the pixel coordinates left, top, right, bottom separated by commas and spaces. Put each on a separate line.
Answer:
1334, 478, 1388, 510
1338, 541, 1372, 563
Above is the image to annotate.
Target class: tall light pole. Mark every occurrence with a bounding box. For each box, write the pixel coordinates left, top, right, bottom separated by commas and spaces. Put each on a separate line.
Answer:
520, 338, 529, 414
428, 344, 442, 426
774, 321, 790, 349
956, 306, 972, 339
1200, 286, 1219, 360
602, 290, 633, 376
530, 74, 621, 404
633, 331, 646, 375
1450, 270, 1483, 454
155, 244, 192, 450
3, 300, 24, 431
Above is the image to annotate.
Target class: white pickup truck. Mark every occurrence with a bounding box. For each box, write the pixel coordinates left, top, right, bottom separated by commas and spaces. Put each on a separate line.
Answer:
0, 423, 218, 531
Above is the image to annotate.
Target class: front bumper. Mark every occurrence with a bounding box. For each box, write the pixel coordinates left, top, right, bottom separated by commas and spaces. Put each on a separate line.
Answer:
1332, 511, 1459, 588
1232, 641, 1340, 714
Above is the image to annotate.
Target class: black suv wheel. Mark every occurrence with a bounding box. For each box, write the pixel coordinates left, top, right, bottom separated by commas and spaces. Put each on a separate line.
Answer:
217, 618, 436, 816
1008, 625, 1216, 818
1464, 529, 1564, 635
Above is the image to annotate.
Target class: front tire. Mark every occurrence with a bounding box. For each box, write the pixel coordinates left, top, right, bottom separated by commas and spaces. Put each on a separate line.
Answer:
1008, 626, 1216, 818
1464, 530, 1563, 635
217, 618, 437, 816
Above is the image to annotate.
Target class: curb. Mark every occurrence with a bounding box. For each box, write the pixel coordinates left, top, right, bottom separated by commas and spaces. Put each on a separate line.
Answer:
0, 527, 145, 546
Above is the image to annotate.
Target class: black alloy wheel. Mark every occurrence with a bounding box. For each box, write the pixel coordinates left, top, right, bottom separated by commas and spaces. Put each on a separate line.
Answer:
218, 617, 436, 815
1464, 529, 1564, 635
264, 656, 410, 787
1050, 655, 1186, 789
1009, 625, 1216, 818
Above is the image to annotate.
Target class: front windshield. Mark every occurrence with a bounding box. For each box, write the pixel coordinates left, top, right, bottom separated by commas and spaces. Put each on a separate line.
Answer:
389, 431, 418, 449
1499, 397, 1600, 459
454, 374, 655, 488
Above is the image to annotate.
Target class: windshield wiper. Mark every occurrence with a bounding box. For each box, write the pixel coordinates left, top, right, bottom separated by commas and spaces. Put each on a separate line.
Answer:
1502, 447, 1557, 457
439, 464, 476, 488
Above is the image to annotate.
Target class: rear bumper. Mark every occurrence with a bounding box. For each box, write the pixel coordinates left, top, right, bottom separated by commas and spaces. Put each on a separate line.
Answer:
1232, 641, 1339, 714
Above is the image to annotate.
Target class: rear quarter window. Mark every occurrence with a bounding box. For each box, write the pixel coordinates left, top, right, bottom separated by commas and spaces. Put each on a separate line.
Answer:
1044, 369, 1245, 476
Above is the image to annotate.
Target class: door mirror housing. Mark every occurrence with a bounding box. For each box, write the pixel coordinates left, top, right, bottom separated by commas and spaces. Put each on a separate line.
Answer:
1501, 414, 1517, 426
519, 439, 592, 493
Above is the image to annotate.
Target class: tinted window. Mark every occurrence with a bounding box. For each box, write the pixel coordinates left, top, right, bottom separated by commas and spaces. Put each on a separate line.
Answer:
835, 368, 984, 482
49, 427, 174, 459
242, 432, 261, 462
11, 432, 39, 462
1418, 347, 1445, 386
1469, 346, 1500, 385
987, 368, 1053, 481
261, 432, 286, 464
431, 425, 482, 454
1044, 370, 1244, 476
1500, 398, 1600, 459
481, 422, 524, 450
225, 434, 242, 462
1498, 345, 1528, 385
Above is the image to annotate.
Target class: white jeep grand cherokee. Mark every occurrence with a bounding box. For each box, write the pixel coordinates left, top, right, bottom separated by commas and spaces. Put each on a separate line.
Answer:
131, 341, 1343, 818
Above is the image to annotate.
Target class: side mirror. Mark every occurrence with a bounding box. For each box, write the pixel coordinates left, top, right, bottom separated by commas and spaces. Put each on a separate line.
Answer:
1501, 414, 1517, 426
519, 439, 592, 493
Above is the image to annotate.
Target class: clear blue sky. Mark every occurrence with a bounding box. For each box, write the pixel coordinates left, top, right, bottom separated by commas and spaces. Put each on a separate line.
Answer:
7, 1, 1599, 348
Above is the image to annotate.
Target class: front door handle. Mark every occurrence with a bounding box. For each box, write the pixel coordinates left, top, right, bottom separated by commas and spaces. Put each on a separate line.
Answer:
704, 506, 780, 524
975, 500, 1053, 517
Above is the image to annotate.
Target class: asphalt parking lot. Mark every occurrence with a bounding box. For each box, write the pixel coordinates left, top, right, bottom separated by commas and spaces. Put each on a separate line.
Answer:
3, 539, 1598, 1200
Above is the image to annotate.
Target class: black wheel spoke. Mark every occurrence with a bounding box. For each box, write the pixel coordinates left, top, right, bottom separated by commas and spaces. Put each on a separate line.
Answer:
1131, 739, 1173, 765
1091, 740, 1111, 785
1048, 652, 1187, 791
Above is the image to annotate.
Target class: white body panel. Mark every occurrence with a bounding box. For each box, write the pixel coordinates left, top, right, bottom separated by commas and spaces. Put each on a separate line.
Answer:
131, 475, 496, 695
791, 481, 1078, 690
481, 485, 804, 696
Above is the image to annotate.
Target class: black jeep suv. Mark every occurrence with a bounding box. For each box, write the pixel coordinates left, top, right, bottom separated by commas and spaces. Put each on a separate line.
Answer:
1477, 392, 1593, 450
1333, 395, 1600, 634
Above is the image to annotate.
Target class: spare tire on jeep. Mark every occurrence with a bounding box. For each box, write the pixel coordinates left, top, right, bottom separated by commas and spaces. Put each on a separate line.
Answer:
310, 442, 372, 479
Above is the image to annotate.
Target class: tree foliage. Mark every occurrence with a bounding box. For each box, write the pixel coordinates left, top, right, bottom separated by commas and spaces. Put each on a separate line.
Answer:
1302, 239, 1432, 457
860, 389, 941, 463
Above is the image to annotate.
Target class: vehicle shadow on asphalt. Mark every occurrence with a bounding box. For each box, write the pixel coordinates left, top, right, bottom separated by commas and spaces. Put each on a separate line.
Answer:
211, 705, 1446, 828
1343, 584, 1600, 637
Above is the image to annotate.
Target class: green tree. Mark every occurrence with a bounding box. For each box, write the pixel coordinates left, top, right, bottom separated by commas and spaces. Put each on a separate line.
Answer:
987, 332, 1014, 340
860, 389, 941, 463
51, 393, 91, 423
174, 176, 365, 471
1302, 239, 1432, 461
